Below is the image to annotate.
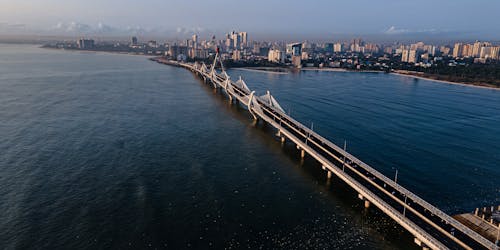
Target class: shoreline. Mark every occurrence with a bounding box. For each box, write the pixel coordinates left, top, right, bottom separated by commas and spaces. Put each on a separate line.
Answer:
42, 47, 499, 91
234, 65, 500, 90
41, 46, 157, 58
391, 72, 500, 91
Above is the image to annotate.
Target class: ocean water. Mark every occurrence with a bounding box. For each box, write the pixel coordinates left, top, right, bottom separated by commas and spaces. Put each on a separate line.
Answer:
0, 44, 498, 249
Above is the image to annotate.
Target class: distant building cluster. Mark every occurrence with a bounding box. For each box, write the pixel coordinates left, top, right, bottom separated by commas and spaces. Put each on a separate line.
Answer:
452, 41, 500, 63
50, 33, 500, 72
77, 38, 95, 49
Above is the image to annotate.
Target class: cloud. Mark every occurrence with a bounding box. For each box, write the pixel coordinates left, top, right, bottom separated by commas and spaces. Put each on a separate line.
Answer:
384, 26, 442, 35
52, 21, 92, 33
385, 26, 409, 34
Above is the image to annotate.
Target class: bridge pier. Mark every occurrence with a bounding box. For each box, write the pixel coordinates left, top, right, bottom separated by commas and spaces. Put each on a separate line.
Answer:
364, 200, 371, 208
327, 171, 332, 179
300, 149, 305, 159
281, 136, 286, 143
358, 194, 370, 208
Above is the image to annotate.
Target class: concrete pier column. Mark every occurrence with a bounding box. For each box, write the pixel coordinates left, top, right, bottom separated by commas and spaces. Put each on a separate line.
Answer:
281, 137, 286, 143
475, 208, 479, 216
327, 171, 332, 179
364, 200, 370, 208
300, 149, 305, 158
322, 165, 326, 170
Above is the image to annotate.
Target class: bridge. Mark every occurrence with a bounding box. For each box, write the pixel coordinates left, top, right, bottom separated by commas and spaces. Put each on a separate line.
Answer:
160, 53, 499, 250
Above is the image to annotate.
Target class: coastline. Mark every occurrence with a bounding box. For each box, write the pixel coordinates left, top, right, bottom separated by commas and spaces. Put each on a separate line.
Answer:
41, 46, 157, 58
391, 72, 500, 91
42, 47, 500, 91
231, 67, 289, 74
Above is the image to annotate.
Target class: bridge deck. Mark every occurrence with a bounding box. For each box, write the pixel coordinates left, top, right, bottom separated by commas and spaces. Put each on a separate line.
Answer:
168, 59, 498, 250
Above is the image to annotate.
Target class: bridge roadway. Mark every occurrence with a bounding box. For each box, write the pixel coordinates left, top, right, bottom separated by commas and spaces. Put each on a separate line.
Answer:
166, 56, 498, 250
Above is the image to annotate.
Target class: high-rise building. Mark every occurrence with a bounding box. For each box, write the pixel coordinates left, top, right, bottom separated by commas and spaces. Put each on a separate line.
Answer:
462, 44, 472, 57
408, 50, 418, 63
401, 49, 410, 62
291, 43, 302, 68
268, 49, 285, 63
192, 34, 198, 49
240, 32, 247, 47
324, 43, 334, 53
232, 50, 241, 60
384, 46, 393, 54
480, 46, 492, 59
472, 41, 482, 57
77, 38, 95, 49
333, 43, 343, 53
490, 46, 500, 60
131, 36, 138, 45
453, 43, 463, 58
301, 51, 309, 60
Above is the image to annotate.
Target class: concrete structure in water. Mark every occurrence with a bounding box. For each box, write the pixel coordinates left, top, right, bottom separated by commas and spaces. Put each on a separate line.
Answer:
155, 54, 499, 250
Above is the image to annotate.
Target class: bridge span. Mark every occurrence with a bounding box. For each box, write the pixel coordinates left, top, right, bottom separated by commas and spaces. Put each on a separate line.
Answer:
159, 54, 498, 250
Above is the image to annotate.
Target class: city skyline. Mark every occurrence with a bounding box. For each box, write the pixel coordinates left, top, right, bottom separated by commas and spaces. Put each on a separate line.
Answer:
1, 0, 500, 40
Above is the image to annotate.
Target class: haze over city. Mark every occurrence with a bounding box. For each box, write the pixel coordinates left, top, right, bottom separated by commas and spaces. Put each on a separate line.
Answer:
1, 0, 500, 40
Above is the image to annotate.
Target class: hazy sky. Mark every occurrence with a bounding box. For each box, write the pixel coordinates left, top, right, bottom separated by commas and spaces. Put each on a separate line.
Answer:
1, 0, 499, 40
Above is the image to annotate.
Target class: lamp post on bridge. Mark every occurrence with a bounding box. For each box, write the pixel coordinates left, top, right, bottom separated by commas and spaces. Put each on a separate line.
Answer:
394, 168, 398, 184
403, 194, 408, 217
342, 140, 347, 172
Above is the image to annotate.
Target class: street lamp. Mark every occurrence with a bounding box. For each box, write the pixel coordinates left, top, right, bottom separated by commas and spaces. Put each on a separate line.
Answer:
392, 168, 398, 184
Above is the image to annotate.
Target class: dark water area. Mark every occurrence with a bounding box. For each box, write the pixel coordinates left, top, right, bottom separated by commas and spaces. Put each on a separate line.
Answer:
0, 44, 498, 249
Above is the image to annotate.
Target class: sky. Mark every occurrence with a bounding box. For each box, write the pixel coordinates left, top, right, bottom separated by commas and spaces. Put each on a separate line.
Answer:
1, 0, 499, 40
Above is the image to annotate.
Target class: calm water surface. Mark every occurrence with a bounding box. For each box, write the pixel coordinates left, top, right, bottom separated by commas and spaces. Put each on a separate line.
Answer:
0, 44, 499, 249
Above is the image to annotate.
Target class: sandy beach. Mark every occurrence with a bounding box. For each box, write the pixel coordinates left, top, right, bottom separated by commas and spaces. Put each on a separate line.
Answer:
391, 72, 500, 91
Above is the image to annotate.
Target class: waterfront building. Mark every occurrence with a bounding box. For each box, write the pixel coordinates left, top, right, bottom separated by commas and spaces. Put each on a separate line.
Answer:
148, 40, 158, 48
291, 43, 302, 68
77, 38, 95, 49
268, 49, 285, 63
131, 36, 138, 45
169, 45, 188, 60
301, 51, 309, 60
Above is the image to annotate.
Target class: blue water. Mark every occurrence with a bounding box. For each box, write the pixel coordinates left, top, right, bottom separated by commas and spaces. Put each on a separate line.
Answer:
0, 44, 498, 249
229, 68, 500, 212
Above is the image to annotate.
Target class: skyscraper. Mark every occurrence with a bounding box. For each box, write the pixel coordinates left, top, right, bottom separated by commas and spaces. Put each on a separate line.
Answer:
333, 43, 343, 53
291, 43, 302, 68
453, 43, 463, 58
240, 32, 247, 47
401, 49, 410, 62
